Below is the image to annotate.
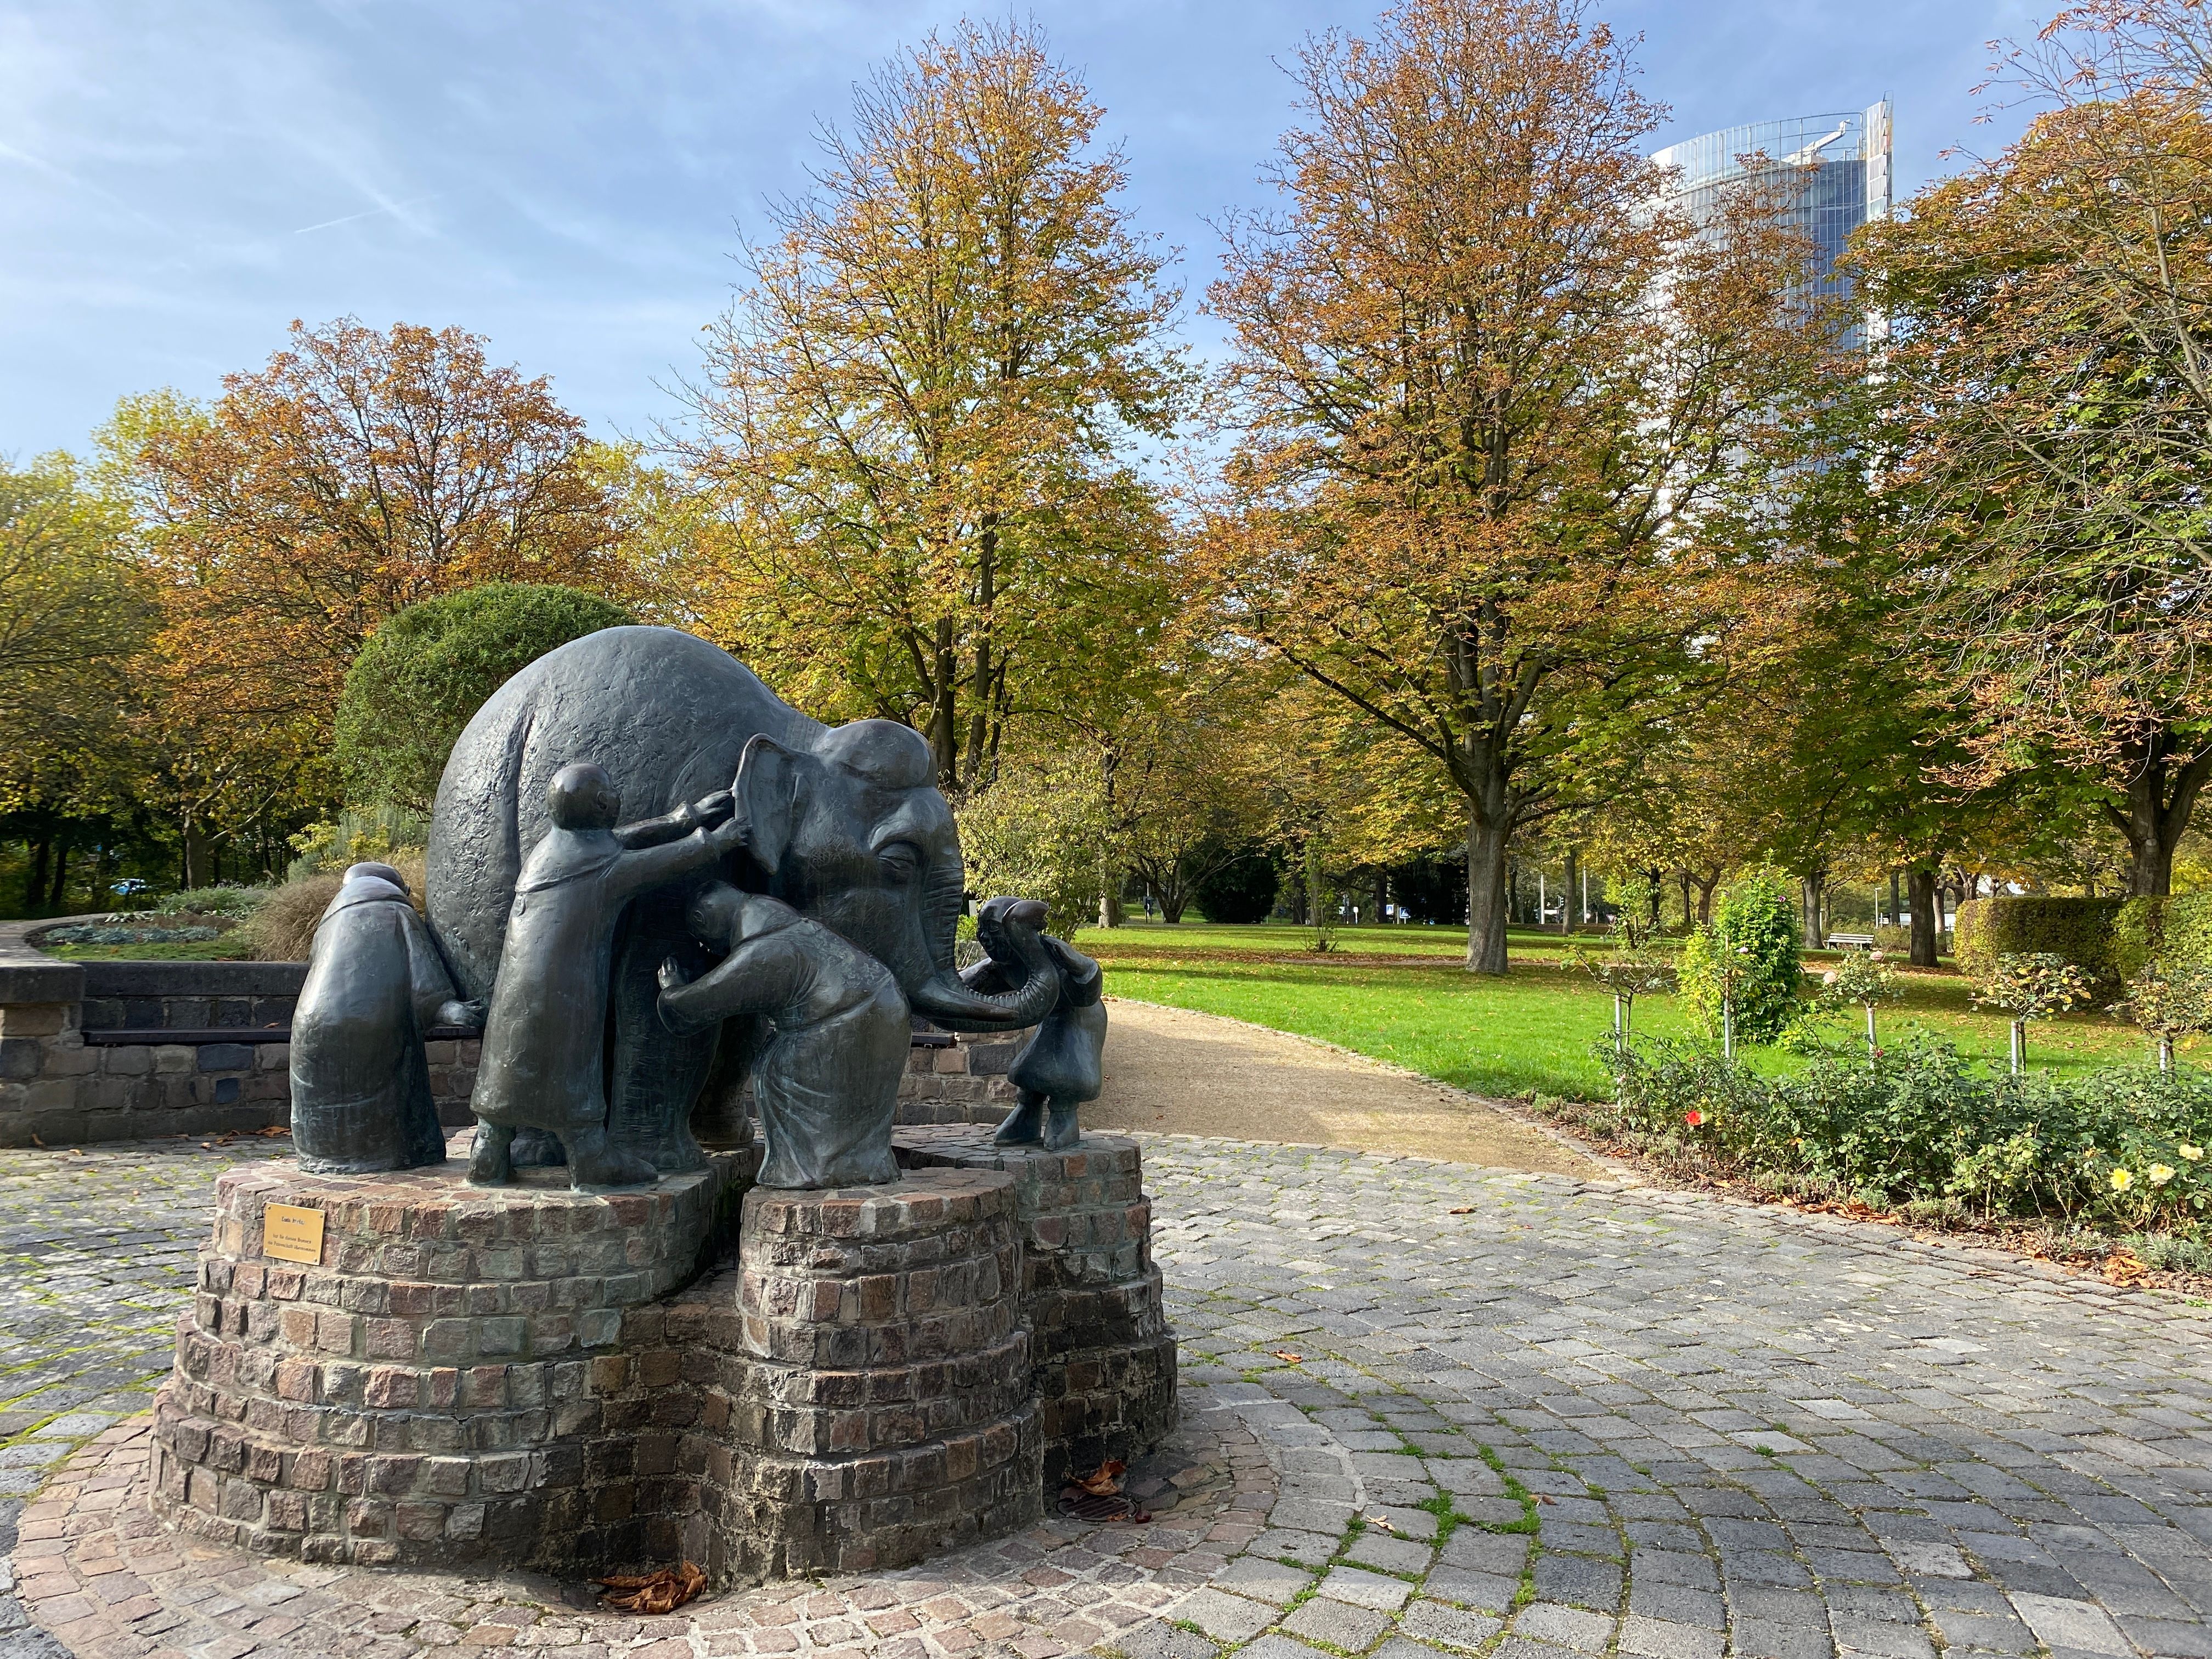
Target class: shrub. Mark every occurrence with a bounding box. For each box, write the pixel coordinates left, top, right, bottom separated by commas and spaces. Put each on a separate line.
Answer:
242, 874, 343, 961
1954, 895, 2123, 988
1872, 923, 1912, 952
2110, 894, 2212, 981
1605, 1034, 2212, 1228
336, 583, 634, 812
242, 852, 426, 962
1678, 868, 1802, 1044
1195, 847, 1279, 924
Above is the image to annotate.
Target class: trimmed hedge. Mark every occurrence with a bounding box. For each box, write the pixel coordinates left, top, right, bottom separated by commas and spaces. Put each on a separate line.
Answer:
2111, 894, 2212, 982
1955, 896, 2125, 987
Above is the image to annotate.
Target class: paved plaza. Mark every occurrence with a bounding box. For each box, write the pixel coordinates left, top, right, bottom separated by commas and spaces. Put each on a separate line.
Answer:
7, 1132, 2212, 1657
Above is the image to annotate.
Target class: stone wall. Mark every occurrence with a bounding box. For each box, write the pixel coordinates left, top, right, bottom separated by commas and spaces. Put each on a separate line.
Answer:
0, 914, 1024, 1149
896, 1031, 1025, 1126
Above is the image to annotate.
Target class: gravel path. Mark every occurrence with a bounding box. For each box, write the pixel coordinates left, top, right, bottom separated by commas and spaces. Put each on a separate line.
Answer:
1090, 1001, 1601, 1176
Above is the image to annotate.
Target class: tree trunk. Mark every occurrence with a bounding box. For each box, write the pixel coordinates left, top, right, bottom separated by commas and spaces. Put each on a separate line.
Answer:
21, 831, 50, 915
47, 831, 71, 911
1375, 869, 1389, 926
927, 616, 960, 793
1693, 870, 1720, 928
1465, 810, 1510, 974
1889, 870, 1901, 929
183, 819, 212, 890
1560, 847, 1578, 935
1681, 872, 1693, 930
1907, 864, 1940, 968
2115, 728, 2212, 895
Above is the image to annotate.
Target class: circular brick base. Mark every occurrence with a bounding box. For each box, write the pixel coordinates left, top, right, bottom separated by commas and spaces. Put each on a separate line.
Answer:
16, 1404, 1270, 1659
152, 1140, 753, 1570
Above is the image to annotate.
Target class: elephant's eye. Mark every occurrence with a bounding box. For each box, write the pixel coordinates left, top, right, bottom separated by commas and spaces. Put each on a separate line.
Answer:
878, 841, 922, 882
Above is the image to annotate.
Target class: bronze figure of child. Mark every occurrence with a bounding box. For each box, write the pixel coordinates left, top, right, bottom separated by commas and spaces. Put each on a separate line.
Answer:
468, 762, 743, 1189
654, 883, 911, 1190
966, 896, 1105, 1153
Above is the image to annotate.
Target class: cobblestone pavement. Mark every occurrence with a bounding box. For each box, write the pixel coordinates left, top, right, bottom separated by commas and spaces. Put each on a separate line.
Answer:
10, 1133, 2212, 1659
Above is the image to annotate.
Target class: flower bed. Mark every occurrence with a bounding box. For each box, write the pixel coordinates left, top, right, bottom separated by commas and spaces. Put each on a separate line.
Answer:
1570, 1034, 2212, 1238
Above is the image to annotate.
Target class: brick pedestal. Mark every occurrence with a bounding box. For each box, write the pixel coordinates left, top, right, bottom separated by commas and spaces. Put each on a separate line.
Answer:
893, 1126, 1176, 1486
699, 1169, 1043, 1577
151, 1143, 753, 1567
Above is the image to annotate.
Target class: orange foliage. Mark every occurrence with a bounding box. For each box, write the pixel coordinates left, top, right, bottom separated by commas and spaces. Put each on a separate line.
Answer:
117, 319, 629, 839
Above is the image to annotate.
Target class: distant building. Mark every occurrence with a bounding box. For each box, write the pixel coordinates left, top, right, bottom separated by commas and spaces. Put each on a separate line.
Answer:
1652, 102, 1893, 336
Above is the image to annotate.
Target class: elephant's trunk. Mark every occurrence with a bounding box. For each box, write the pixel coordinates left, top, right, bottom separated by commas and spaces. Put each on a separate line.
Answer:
907, 955, 1061, 1031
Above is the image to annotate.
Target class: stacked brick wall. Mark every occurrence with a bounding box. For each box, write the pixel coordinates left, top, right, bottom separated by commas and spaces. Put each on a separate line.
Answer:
895, 1030, 1027, 1126
150, 1150, 751, 1567
891, 1126, 1177, 1487
146, 1157, 1093, 1587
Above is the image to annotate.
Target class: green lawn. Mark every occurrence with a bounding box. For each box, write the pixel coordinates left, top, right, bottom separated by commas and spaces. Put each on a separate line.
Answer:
1074, 920, 2169, 1101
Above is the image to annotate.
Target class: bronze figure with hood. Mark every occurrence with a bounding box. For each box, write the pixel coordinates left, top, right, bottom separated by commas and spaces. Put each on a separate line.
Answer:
424, 627, 1064, 1177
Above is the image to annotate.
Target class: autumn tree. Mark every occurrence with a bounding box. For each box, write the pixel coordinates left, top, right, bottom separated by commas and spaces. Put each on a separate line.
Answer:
1203, 0, 1832, 972
1863, 0, 2212, 894
677, 18, 1189, 794
109, 321, 628, 878
0, 455, 155, 910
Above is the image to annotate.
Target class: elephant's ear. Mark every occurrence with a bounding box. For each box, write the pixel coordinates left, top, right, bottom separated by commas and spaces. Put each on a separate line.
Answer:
734, 733, 802, 873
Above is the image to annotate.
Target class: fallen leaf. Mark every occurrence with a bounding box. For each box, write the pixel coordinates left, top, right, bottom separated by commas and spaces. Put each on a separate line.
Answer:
1075, 1459, 1127, 1497
1448, 1207, 1477, 1215
2104, 1251, 2153, 1288
1272, 1350, 1304, 1364
598, 1561, 706, 1614
255, 1125, 289, 1138
1536, 1493, 1556, 1505
1365, 1514, 1395, 1531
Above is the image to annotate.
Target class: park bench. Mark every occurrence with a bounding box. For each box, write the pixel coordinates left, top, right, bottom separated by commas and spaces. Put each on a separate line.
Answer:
1824, 932, 1877, 950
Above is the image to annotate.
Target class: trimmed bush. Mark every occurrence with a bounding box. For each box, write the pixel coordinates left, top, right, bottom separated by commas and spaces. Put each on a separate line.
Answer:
336, 583, 634, 812
1954, 895, 2124, 988
1679, 867, 1802, 1043
1195, 847, 1279, 924
2111, 894, 2212, 982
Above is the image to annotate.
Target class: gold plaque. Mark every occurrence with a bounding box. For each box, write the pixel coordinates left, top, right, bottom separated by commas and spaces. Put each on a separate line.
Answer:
263, 1203, 326, 1265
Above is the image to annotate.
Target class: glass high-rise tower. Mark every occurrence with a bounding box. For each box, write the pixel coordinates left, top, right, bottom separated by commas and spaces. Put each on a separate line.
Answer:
1652, 102, 1893, 327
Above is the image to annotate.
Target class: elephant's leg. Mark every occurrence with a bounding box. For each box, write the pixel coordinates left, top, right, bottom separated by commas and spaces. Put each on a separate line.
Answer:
608, 890, 718, 1173
692, 1014, 769, 1149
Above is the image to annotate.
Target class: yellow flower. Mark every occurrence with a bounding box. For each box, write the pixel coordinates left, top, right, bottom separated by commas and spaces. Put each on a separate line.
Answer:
2151, 1164, 2177, 1186
2182, 1144, 2204, 1162
2111, 1169, 2136, 1192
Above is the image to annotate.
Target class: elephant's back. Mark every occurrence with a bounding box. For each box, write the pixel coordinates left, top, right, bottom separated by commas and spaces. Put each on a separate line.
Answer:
425, 626, 819, 998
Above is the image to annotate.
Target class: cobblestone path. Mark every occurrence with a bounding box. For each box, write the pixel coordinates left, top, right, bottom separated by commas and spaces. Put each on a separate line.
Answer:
8, 1133, 2212, 1659
1150, 1141, 2212, 1659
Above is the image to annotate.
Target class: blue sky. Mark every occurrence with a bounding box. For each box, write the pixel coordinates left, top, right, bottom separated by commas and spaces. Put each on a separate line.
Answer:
2, 0, 2040, 461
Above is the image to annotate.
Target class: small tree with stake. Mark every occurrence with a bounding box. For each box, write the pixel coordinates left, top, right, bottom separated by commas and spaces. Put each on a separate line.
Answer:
2110, 961, 2212, 1074
1973, 952, 2094, 1075
1575, 897, 1676, 1056
1819, 949, 1904, 1061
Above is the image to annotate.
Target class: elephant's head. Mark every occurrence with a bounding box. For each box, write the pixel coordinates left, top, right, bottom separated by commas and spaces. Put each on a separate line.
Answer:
731, 719, 1058, 1030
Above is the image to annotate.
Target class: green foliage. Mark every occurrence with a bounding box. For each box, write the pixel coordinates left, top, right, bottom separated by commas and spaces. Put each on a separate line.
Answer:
1955, 896, 2124, 988
1194, 845, 1279, 923
1678, 868, 1802, 1043
285, 806, 429, 879
1605, 1034, 2212, 1226
2111, 894, 2212, 982
335, 583, 634, 812
1973, 952, 2096, 1023
956, 753, 1107, 934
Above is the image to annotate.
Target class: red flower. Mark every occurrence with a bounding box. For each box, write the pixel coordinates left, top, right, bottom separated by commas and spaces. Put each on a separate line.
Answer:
1684, 1110, 1706, 1127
